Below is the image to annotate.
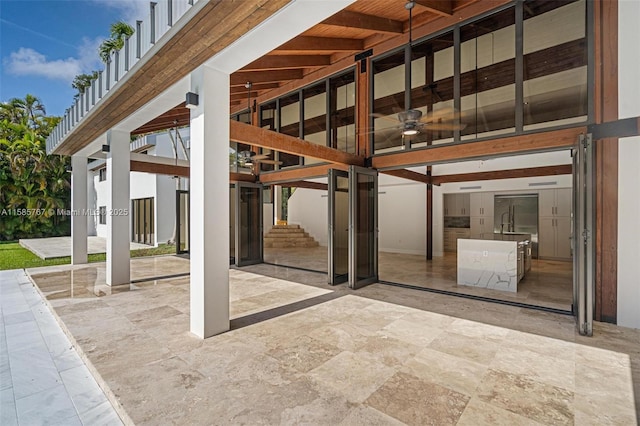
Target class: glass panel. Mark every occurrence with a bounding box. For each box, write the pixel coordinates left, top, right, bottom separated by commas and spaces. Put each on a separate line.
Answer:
236, 110, 251, 124
177, 191, 189, 253
409, 31, 455, 148
460, 7, 516, 140
259, 102, 277, 172
355, 172, 376, 281
373, 50, 406, 153
279, 93, 301, 167
523, 0, 587, 130
330, 71, 356, 153
238, 185, 262, 264
131, 200, 138, 243
334, 174, 349, 281
229, 185, 236, 263
303, 83, 327, 165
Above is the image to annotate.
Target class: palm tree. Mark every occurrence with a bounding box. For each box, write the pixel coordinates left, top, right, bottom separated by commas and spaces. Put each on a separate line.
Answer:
72, 71, 99, 98
99, 21, 134, 63
0, 95, 46, 131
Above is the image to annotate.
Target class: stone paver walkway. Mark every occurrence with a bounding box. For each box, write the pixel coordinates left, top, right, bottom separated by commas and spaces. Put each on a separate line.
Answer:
0, 269, 122, 426
19, 237, 150, 260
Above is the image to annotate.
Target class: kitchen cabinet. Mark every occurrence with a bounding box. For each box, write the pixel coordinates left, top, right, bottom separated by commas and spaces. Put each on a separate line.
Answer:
539, 217, 572, 259
470, 217, 493, 238
443, 228, 471, 252
470, 192, 494, 219
539, 188, 572, 217
539, 188, 572, 260
444, 194, 470, 217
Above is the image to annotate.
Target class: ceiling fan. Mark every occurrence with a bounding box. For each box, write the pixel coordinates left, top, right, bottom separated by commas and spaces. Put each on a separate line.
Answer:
238, 150, 281, 166
371, 1, 465, 138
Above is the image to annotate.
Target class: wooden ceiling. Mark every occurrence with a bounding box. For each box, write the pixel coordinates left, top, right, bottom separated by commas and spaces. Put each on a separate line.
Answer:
132, 0, 480, 135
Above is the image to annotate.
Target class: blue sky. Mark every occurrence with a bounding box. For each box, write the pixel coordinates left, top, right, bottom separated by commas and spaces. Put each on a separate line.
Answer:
1, 0, 150, 116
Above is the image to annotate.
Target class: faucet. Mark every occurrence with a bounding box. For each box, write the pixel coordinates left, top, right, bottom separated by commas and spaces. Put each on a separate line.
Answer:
500, 211, 509, 234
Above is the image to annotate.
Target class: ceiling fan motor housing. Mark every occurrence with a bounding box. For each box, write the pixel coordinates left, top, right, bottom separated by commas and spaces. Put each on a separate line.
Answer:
398, 109, 423, 123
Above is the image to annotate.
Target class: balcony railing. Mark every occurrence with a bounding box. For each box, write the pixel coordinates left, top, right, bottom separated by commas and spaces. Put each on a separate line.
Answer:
46, 0, 200, 154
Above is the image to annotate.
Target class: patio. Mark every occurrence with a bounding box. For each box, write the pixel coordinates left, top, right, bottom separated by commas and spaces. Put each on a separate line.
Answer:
19, 237, 151, 260
25, 256, 640, 425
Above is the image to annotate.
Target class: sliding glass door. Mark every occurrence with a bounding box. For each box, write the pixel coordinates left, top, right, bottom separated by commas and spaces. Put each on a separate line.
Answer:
328, 169, 349, 285
235, 182, 263, 266
132, 197, 154, 245
349, 166, 378, 289
573, 134, 594, 336
176, 191, 189, 254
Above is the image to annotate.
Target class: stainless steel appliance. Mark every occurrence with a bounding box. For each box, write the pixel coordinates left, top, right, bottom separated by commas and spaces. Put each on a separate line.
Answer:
494, 194, 539, 258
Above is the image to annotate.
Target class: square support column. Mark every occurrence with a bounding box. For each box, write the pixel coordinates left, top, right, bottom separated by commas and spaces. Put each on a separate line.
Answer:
71, 155, 88, 264
106, 129, 131, 286
189, 65, 230, 338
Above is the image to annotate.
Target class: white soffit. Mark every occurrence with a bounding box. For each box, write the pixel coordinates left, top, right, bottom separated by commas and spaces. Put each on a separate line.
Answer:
205, 0, 356, 73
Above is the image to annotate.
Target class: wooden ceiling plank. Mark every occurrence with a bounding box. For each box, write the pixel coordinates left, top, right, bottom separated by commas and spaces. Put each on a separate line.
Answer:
276, 36, 364, 51
242, 55, 331, 71
322, 10, 404, 34
230, 120, 364, 166
230, 69, 304, 85
415, 0, 454, 17
230, 82, 279, 94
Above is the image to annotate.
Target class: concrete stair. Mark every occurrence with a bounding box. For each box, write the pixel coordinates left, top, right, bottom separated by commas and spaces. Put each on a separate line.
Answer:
264, 224, 319, 248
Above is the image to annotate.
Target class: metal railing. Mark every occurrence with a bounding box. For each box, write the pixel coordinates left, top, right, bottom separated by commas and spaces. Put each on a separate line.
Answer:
46, 0, 199, 154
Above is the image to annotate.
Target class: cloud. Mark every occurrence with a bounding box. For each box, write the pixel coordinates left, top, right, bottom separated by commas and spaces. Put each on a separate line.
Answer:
91, 0, 150, 26
4, 38, 104, 82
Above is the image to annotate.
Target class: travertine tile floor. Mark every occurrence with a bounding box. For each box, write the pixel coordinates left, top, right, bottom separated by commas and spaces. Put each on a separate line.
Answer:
265, 247, 573, 311
27, 256, 639, 425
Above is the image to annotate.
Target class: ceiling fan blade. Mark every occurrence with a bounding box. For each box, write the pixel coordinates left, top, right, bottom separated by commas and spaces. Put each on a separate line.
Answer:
370, 113, 401, 123
421, 122, 468, 131
251, 154, 269, 160
255, 159, 283, 165
419, 107, 460, 123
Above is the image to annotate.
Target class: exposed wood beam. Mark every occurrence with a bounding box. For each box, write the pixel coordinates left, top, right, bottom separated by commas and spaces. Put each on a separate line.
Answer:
230, 120, 364, 167
415, 0, 453, 17
130, 160, 189, 177
276, 36, 364, 52
280, 180, 328, 191
322, 11, 404, 34
259, 163, 348, 185
230, 172, 257, 183
372, 127, 585, 169
382, 169, 431, 184
230, 69, 304, 85
431, 165, 573, 185
242, 55, 331, 71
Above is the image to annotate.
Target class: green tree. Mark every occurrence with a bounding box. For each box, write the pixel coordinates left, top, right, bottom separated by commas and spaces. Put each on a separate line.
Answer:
0, 95, 70, 240
72, 71, 99, 99
99, 21, 134, 63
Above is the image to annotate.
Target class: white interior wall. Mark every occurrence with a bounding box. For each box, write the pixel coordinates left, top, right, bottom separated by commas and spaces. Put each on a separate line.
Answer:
617, 0, 640, 329
288, 188, 328, 246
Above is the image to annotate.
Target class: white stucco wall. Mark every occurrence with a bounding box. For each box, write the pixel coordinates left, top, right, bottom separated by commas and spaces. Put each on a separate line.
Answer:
617, 0, 640, 329
288, 187, 328, 245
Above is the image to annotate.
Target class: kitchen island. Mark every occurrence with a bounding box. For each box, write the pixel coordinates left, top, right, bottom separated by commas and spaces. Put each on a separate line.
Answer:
457, 234, 531, 292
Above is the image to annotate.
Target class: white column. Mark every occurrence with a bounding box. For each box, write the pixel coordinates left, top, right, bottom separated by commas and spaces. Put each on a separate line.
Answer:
71, 155, 88, 264
106, 129, 131, 286
189, 65, 230, 338
617, 0, 640, 329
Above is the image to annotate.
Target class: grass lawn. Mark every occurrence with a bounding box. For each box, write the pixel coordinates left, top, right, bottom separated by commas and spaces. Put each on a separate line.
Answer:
0, 241, 178, 271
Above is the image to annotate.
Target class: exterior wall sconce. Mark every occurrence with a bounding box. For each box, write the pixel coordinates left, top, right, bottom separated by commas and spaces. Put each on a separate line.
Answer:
185, 92, 199, 109
101, 144, 110, 153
